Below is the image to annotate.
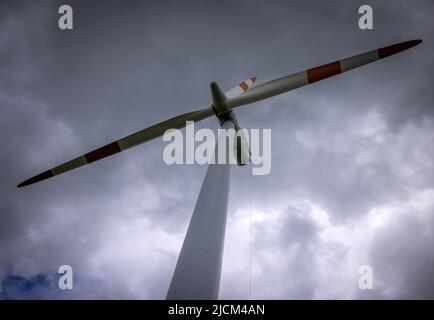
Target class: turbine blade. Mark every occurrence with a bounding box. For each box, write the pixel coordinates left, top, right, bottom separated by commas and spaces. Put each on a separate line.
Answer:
17, 107, 214, 187
224, 76, 257, 99
226, 39, 422, 109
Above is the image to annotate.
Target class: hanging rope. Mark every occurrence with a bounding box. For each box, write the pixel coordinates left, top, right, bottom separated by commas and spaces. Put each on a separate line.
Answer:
249, 171, 253, 300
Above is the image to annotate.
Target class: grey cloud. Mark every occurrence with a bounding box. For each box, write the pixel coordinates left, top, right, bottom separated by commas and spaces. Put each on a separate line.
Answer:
368, 208, 434, 299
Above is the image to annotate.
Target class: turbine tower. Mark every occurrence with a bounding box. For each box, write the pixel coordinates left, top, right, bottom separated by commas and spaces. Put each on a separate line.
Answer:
17, 40, 422, 299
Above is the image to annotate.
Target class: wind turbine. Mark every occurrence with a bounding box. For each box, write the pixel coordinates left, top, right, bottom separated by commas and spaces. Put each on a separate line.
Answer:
17, 39, 422, 299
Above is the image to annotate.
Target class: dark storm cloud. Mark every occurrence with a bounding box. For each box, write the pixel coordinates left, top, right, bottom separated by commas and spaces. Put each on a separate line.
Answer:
1, 0, 434, 299
368, 204, 434, 299
1, 273, 51, 299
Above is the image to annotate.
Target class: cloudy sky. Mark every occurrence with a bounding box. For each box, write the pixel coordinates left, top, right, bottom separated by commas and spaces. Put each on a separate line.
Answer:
1, 0, 433, 299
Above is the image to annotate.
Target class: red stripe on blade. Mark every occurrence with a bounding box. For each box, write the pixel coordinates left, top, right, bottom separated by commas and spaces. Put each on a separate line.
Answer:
378, 40, 422, 59
307, 61, 342, 84
85, 141, 121, 163
239, 82, 249, 91
17, 170, 53, 187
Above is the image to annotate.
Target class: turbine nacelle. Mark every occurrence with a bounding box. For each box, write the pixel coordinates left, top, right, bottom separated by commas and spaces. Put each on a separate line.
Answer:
210, 82, 251, 166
